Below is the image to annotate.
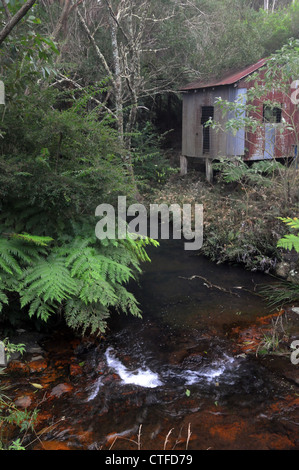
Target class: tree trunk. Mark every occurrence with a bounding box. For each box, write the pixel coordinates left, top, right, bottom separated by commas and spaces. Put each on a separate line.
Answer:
108, 13, 124, 141
0, 0, 38, 46
51, 0, 72, 41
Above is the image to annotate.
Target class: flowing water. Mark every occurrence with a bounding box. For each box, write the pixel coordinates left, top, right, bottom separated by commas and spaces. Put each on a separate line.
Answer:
6, 239, 299, 450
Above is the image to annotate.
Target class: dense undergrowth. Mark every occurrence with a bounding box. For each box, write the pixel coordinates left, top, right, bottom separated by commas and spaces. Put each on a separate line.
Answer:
151, 162, 299, 274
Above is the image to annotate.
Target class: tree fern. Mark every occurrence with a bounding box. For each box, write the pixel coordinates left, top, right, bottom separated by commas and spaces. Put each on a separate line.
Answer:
113, 284, 141, 318
0, 236, 48, 273
0, 239, 27, 276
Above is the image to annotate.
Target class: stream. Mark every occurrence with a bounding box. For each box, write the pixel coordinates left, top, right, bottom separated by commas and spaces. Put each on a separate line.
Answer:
4, 239, 299, 450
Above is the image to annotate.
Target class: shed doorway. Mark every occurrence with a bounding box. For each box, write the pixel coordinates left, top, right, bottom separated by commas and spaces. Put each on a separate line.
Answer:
201, 106, 214, 154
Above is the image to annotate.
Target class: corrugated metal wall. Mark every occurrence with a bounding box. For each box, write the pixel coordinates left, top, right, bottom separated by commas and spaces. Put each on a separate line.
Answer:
182, 87, 230, 159
182, 83, 298, 161
226, 87, 247, 157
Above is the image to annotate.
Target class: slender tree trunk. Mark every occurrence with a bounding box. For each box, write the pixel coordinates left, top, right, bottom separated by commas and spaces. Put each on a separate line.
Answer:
51, 0, 71, 41
105, 2, 140, 198
124, 10, 139, 149
1, 0, 12, 20
108, 13, 124, 141
0, 0, 38, 46
75, 4, 125, 139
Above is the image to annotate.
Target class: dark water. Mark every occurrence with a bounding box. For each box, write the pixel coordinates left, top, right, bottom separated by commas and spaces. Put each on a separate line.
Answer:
10, 239, 299, 450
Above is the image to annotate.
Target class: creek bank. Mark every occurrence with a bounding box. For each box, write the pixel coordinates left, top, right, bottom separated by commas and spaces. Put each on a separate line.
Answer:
148, 171, 298, 274
226, 307, 299, 387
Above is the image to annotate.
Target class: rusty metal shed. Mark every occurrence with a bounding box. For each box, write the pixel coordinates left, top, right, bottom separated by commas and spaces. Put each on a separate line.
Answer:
179, 59, 298, 180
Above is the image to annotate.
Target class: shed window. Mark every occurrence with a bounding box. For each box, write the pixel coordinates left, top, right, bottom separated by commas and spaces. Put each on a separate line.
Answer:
263, 105, 282, 123
201, 106, 214, 153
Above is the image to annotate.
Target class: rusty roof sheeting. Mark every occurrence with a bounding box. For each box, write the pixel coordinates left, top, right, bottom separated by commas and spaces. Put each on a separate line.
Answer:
180, 58, 268, 91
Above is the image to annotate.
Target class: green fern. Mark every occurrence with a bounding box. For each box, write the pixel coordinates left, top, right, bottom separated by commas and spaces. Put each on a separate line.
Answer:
0, 239, 27, 276
277, 234, 299, 252
64, 240, 133, 285
11, 233, 53, 246
0, 278, 8, 313
213, 157, 284, 185
0, 236, 47, 273
64, 299, 111, 335
278, 217, 299, 230
0, 229, 157, 334
26, 297, 57, 321
277, 217, 299, 253
0, 234, 54, 314
19, 255, 77, 305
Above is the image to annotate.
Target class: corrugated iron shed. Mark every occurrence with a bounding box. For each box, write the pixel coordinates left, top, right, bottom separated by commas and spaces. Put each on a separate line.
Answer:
180, 58, 267, 91
180, 57, 298, 181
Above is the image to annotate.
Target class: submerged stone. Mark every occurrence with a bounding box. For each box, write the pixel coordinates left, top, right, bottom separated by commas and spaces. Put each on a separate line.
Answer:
50, 382, 73, 397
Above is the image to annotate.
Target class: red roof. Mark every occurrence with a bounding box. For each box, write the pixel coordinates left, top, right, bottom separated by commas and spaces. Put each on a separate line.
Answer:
180, 58, 267, 91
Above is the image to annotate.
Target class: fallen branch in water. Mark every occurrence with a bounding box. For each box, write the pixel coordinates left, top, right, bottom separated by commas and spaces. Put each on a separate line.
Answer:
179, 275, 265, 298
179, 275, 240, 296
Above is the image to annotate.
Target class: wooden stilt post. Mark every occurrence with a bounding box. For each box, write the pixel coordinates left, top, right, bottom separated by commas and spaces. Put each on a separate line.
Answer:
205, 158, 213, 183
180, 155, 188, 176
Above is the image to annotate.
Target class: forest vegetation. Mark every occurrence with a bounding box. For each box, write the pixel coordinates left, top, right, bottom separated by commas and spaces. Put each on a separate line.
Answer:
0, 0, 299, 451
0, 0, 298, 335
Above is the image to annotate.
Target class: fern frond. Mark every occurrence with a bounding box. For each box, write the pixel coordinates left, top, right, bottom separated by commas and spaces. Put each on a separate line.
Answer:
278, 217, 299, 230
27, 297, 57, 322
0, 237, 46, 275
277, 234, 299, 252
64, 299, 110, 335
113, 284, 142, 318
11, 233, 54, 246
78, 277, 117, 305
0, 224, 157, 332
62, 239, 135, 285
277, 217, 299, 253
0, 239, 23, 275
20, 255, 77, 305
0, 278, 8, 312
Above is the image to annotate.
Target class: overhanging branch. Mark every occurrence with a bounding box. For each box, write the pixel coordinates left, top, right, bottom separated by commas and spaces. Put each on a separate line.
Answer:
0, 0, 38, 46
